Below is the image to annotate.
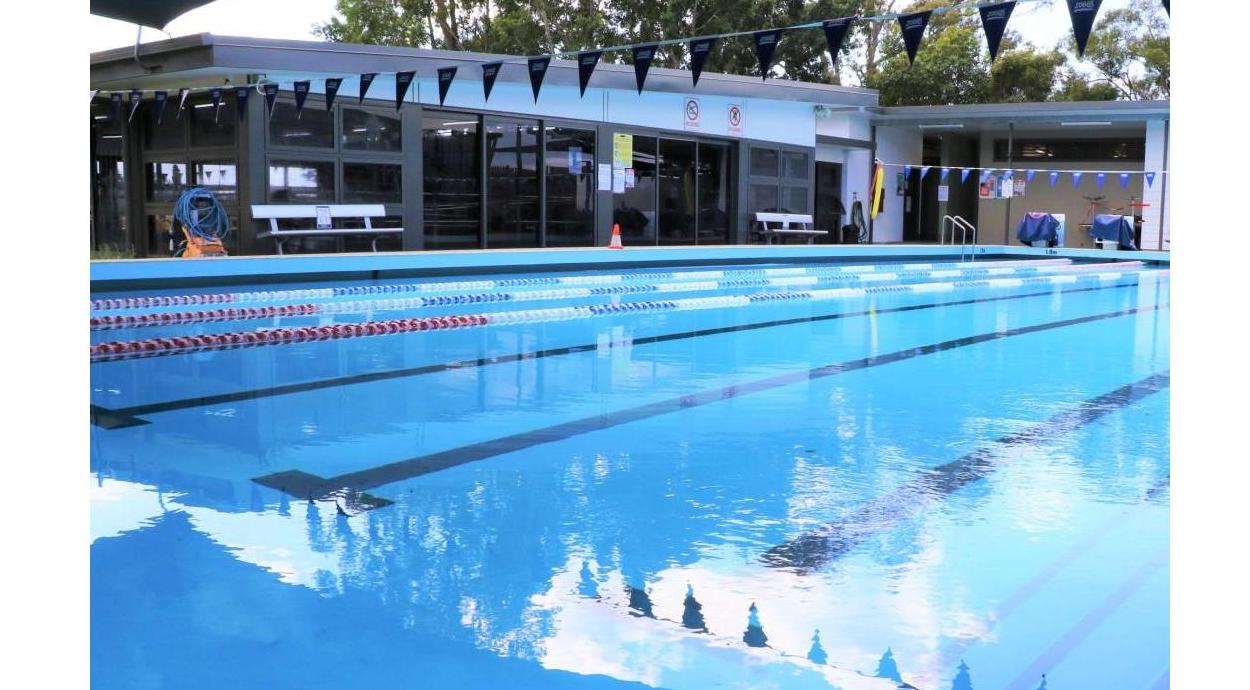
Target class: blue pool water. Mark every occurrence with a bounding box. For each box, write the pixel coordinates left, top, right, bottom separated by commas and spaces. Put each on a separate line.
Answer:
89, 258, 1170, 690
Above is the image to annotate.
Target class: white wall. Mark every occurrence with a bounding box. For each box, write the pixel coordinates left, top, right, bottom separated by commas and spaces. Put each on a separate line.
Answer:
872, 126, 923, 243
1141, 119, 1170, 250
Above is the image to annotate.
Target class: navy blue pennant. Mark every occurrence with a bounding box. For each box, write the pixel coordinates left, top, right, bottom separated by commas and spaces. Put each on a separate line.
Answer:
234, 87, 249, 121
209, 87, 222, 123
109, 92, 122, 121
127, 89, 143, 123
978, 2, 1016, 62
437, 66, 457, 105
753, 29, 784, 80
262, 84, 279, 118
940, 167, 950, 182
578, 50, 602, 97
1066, 0, 1104, 57
293, 80, 310, 119
898, 11, 932, 65
689, 38, 717, 88
395, 71, 415, 110
176, 88, 190, 119
960, 168, 971, 184
633, 45, 657, 93
981, 168, 994, 183
358, 73, 377, 103
528, 57, 551, 102
1145, 171, 1156, 187
822, 18, 855, 65
920, 166, 930, 180
481, 62, 502, 102
1163, 0, 1169, 16
153, 90, 168, 124
324, 78, 342, 112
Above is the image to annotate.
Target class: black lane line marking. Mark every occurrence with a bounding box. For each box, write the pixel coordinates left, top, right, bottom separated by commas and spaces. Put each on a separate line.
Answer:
92, 282, 1143, 429
89, 404, 149, 430
760, 371, 1170, 573
252, 304, 1167, 507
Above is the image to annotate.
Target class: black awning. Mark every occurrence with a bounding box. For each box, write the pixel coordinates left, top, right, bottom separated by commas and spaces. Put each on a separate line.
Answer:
90, 0, 219, 29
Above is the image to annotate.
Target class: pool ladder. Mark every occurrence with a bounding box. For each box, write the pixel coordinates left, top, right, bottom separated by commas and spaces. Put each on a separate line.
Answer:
940, 215, 978, 262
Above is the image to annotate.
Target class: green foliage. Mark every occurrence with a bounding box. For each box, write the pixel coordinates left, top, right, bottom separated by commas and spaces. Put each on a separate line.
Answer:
1061, 0, 1169, 100
91, 244, 137, 260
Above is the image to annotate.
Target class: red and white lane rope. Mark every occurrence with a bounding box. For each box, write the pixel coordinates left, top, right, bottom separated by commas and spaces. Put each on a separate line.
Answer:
89, 260, 1102, 331
90, 267, 1166, 363
89, 259, 1073, 311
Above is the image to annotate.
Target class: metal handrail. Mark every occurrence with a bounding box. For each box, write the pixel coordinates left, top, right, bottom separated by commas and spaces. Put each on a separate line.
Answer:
940, 215, 978, 262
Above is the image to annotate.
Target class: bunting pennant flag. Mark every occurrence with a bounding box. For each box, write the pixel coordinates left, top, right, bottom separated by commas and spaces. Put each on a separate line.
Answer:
395, 70, 415, 110
1072, 171, 1084, 187
481, 62, 501, 101
293, 80, 310, 118
578, 50, 602, 97
960, 168, 971, 184
437, 66, 457, 105
1095, 172, 1106, 189
358, 73, 377, 103
528, 57, 551, 102
107, 92, 122, 121
262, 84, 279, 118
940, 167, 950, 182
898, 11, 932, 65
689, 38, 717, 88
209, 87, 222, 123
234, 87, 249, 121
1119, 172, 1131, 189
1066, 0, 1104, 57
753, 29, 784, 80
633, 45, 657, 93
153, 90, 168, 124
1026, 169, 1037, 183
821, 18, 855, 64
1145, 171, 1156, 188
324, 78, 342, 112
127, 89, 143, 123
978, 2, 1016, 62
176, 88, 190, 119
903, 165, 912, 181
90, 89, 98, 103
920, 166, 931, 180
980, 168, 994, 183
1163, 0, 1169, 16
1049, 171, 1060, 187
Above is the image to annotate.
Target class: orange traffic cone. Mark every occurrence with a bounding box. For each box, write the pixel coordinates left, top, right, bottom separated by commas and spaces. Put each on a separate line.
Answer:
608, 223, 624, 250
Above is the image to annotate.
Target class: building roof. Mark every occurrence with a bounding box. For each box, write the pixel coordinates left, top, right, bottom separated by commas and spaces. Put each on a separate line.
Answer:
90, 33, 881, 107
872, 99, 1170, 127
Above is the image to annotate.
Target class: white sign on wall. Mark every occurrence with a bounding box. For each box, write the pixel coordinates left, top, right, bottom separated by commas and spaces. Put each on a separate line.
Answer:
683, 97, 701, 130
937, 185, 949, 202
727, 103, 744, 136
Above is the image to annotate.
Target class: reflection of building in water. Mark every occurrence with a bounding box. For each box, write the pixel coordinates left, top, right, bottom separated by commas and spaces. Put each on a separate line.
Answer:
806, 628, 827, 664
742, 602, 768, 647
680, 584, 707, 632
876, 648, 903, 683
950, 660, 974, 690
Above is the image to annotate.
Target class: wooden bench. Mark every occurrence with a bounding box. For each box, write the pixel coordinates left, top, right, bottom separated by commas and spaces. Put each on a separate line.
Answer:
252, 204, 402, 254
752, 212, 828, 245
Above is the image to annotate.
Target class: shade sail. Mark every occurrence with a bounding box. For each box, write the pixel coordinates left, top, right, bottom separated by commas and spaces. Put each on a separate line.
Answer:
90, 0, 218, 29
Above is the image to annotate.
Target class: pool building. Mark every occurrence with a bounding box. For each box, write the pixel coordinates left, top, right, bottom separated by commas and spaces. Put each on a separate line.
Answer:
90, 34, 1171, 257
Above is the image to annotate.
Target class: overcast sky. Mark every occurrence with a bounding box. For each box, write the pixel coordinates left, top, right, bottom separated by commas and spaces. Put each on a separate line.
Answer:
86, 0, 1136, 62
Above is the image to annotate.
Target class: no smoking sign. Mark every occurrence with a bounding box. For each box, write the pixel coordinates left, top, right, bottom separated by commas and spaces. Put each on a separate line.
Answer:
728, 103, 743, 135
683, 97, 701, 130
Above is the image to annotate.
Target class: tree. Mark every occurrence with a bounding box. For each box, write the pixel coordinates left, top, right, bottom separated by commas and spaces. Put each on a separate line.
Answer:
1061, 0, 1169, 99
987, 49, 1064, 103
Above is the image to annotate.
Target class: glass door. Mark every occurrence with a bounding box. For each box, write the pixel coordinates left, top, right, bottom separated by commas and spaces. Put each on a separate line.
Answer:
696, 141, 732, 244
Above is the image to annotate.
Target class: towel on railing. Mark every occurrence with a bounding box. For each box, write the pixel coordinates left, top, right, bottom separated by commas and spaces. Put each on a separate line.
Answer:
1090, 214, 1137, 250
1016, 212, 1060, 246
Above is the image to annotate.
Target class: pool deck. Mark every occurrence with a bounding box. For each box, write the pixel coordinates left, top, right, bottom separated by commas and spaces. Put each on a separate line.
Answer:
90, 244, 1170, 292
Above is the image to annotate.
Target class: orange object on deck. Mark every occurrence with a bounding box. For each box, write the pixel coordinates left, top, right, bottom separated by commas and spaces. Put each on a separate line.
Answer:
179, 226, 228, 258
608, 223, 623, 250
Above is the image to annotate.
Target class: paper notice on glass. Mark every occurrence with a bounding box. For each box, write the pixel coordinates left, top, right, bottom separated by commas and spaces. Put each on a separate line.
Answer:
598, 164, 612, 191
612, 171, 625, 193
937, 185, 949, 202
624, 168, 635, 189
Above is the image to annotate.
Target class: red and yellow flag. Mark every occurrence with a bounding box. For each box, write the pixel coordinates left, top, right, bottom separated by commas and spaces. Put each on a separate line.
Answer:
870, 160, 886, 219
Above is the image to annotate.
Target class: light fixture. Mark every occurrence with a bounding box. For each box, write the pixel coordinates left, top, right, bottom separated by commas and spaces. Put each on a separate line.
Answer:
442, 120, 477, 126
1060, 121, 1113, 127
918, 123, 964, 129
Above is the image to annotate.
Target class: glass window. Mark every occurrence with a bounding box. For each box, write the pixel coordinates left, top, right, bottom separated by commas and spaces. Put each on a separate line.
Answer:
485, 117, 540, 249
267, 159, 335, 202
616, 136, 657, 246
193, 161, 238, 204
750, 183, 779, 214
781, 186, 809, 214
143, 108, 185, 150
342, 108, 402, 151
783, 151, 810, 181
343, 162, 401, 203
188, 97, 236, 148
750, 147, 778, 177
658, 139, 696, 246
269, 101, 334, 148
422, 112, 480, 249
146, 161, 189, 202
543, 126, 595, 247
697, 142, 732, 244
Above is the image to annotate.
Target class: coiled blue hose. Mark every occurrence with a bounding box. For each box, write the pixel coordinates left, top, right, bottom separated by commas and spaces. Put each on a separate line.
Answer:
174, 187, 231, 242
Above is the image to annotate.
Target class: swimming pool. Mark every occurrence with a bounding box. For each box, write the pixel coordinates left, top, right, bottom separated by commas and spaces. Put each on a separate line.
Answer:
90, 255, 1170, 690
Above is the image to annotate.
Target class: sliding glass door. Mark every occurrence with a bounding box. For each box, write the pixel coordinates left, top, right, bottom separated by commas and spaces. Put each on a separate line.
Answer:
614, 134, 734, 246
